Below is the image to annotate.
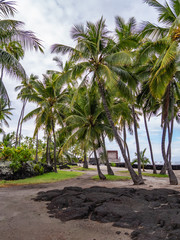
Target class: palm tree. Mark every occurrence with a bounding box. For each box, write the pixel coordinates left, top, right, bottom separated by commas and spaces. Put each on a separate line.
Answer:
15, 74, 38, 147
114, 16, 145, 180
51, 17, 144, 185
0, 96, 13, 134
132, 148, 151, 172
0, 0, 43, 102
139, 0, 180, 184
136, 78, 159, 174
23, 73, 68, 172
2, 131, 15, 147
61, 86, 108, 179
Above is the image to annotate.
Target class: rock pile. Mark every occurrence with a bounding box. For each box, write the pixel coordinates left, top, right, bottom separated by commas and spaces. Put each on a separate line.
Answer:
34, 186, 180, 240
0, 161, 53, 180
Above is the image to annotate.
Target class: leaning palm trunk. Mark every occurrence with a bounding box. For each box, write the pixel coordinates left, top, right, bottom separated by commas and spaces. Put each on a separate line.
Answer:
159, 121, 173, 175
15, 100, 26, 147
93, 145, 106, 180
161, 117, 178, 185
132, 105, 143, 179
46, 135, 51, 165
143, 112, 157, 174
97, 80, 144, 185
123, 123, 131, 165
18, 103, 26, 146
167, 117, 174, 164
101, 134, 114, 175
35, 132, 38, 162
52, 120, 57, 173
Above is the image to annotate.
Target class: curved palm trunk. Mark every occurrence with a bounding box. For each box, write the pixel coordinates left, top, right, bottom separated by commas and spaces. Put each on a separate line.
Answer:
52, 119, 57, 173
83, 150, 88, 168
162, 117, 178, 185
123, 122, 131, 166
101, 134, 114, 175
97, 80, 144, 185
35, 132, 38, 162
46, 135, 50, 165
143, 111, 157, 174
93, 145, 106, 180
15, 100, 26, 147
132, 104, 143, 180
167, 117, 174, 164
18, 101, 27, 146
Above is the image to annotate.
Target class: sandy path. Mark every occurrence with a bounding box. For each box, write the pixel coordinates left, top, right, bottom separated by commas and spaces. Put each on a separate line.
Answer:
0, 166, 180, 240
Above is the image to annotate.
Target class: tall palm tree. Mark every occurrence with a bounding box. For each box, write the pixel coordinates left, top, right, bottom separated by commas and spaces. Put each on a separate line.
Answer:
15, 74, 38, 147
61, 86, 109, 179
51, 17, 144, 185
23, 73, 68, 172
139, 0, 180, 184
136, 80, 159, 174
0, 0, 43, 102
114, 16, 145, 180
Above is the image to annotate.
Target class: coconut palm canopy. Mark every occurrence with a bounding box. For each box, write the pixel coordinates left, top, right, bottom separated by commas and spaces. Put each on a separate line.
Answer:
0, 0, 180, 184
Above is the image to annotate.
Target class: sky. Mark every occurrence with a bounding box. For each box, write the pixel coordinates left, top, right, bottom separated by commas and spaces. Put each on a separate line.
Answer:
2, 0, 180, 164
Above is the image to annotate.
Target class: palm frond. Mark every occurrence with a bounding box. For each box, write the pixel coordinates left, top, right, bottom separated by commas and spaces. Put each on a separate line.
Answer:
144, 0, 176, 24
0, 48, 26, 80
12, 30, 44, 52
0, 0, 16, 17
104, 51, 132, 66
51, 44, 77, 56
23, 107, 41, 122
170, 0, 180, 16
140, 21, 169, 39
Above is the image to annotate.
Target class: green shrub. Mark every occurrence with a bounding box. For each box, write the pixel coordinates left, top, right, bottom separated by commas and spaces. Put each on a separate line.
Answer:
0, 147, 15, 161
0, 146, 33, 172
33, 164, 44, 175
110, 163, 116, 167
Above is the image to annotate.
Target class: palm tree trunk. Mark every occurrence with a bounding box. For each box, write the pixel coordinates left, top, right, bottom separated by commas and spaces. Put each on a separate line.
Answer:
83, 149, 88, 168
46, 135, 50, 165
161, 117, 178, 185
15, 100, 26, 148
93, 144, 106, 180
97, 80, 144, 185
35, 132, 38, 162
52, 119, 57, 173
132, 104, 143, 180
143, 111, 157, 174
167, 117, 174, 164
15, 108, 23, 148
18, 100, 27, 146
101, 134, 114, 175
123, 123, 131, 166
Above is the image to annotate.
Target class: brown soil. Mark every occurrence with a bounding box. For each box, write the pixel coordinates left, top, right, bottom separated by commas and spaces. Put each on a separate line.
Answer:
1, 166, 180, 240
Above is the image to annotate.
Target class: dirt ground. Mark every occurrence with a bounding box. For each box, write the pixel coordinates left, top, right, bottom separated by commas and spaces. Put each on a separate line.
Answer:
1, 165, 180, 240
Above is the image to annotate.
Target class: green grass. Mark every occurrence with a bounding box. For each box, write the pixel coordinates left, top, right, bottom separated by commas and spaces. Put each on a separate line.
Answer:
141, 172, 168, 178
0, 170, 84, 187
74, 167, 96, 171
92, 174, 131, 181
119, 170, 168, 178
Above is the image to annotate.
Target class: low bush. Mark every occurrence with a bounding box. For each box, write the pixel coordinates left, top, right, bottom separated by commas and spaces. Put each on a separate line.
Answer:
0, 146, 33, 172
